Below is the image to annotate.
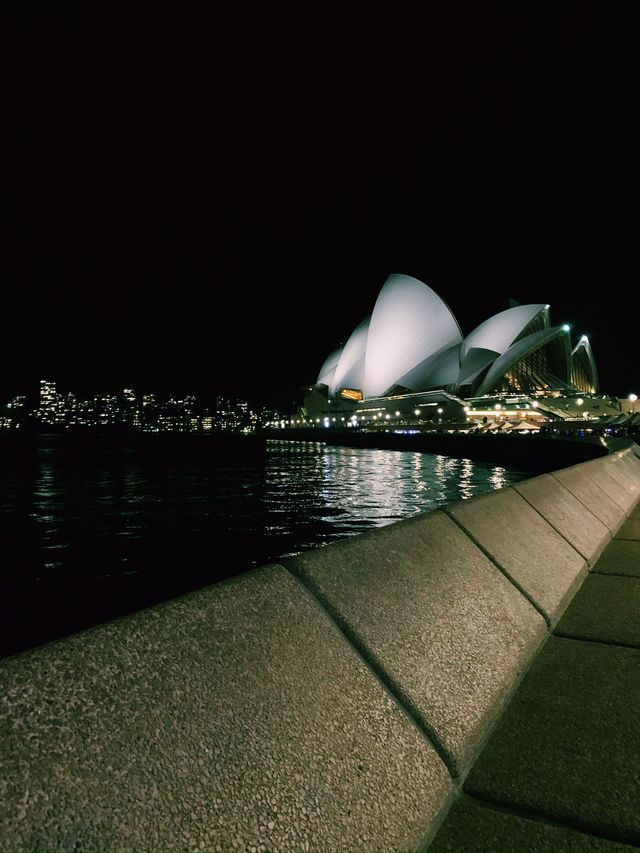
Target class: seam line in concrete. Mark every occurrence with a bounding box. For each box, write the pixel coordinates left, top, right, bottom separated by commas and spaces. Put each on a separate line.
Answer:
552, 631, 640, 650
416, 623, 562, 853
513, 482, 600, 565
591, 570, 640, 578
282, 563, 458, 779
551, 470, 629, 532
453, 791, 639, 849
441, 507, 551, 627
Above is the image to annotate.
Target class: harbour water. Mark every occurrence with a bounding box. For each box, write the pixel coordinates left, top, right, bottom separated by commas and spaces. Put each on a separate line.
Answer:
0, 434, 530, 657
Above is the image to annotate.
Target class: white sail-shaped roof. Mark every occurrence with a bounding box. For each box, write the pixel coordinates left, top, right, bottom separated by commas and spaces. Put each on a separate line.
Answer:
316, 346, 343, 388
331, 316, 370, 396
571, 335, 599, 393
312, 280, 596, 403
458, 304, 550, 394
475, 326, 571, 396
363, 274, 462, 398
461, 304, 549, 360
394, 342, 462, 393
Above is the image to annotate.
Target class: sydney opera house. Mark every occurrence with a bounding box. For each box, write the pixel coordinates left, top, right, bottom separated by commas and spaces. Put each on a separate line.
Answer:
301, 274, 608, 426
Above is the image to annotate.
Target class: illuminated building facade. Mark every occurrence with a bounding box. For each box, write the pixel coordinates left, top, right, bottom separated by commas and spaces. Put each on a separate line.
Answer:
303, 274, 610, 425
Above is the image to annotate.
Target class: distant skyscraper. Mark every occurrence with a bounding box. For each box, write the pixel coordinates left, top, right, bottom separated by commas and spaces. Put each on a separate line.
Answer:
38, 379, 61, 424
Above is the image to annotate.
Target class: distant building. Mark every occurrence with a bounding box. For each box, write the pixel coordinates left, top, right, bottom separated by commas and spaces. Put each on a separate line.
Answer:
1, 382, 267, 435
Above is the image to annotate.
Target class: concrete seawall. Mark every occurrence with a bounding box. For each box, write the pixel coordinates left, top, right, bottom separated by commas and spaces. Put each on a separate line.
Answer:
1, 443, 639, 852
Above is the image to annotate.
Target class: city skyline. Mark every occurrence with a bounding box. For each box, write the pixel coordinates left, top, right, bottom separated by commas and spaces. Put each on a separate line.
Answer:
1, 378, 285, 433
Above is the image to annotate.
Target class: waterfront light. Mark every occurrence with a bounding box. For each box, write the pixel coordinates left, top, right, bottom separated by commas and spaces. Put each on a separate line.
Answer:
414, 409, 421, 416
630, 394, 638, 402
577, 398, 584, 406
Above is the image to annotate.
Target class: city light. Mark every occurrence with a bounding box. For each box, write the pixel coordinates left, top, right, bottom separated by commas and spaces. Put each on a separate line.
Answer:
1, 380, 285, 435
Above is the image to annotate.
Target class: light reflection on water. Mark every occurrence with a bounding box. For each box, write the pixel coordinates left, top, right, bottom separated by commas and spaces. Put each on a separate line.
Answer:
271, 441, 524, 552
0, 435, 533, 655
1, 436, 531, 586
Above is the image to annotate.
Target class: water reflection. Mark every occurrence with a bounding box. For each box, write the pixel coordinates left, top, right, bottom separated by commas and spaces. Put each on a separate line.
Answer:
318, 445, 515, 531
1, 436, 532, 593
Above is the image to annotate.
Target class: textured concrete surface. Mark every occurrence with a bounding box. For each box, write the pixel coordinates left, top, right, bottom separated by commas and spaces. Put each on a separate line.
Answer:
515, 472, 610, 563
553, 463, 627, 532
463, 636, 640, 846
429, 502, 640, 852
445, 487, 587, 621
607, 450, 640, 501
554, 574, 640, 646
585, 456, 639, 514
286, 509, 546, 774
428, 797, 640, 853
591, 540, 640, 576
0, 564, 451, 853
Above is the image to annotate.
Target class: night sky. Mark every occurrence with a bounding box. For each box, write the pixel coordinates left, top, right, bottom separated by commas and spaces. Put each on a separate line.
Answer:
5, 5, 637, 408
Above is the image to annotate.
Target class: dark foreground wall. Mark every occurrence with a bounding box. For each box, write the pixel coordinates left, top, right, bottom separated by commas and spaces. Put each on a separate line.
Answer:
1, 444, 639, 852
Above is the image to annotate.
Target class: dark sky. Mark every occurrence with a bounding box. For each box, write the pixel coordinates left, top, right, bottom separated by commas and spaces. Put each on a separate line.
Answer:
4, 4, 637, 407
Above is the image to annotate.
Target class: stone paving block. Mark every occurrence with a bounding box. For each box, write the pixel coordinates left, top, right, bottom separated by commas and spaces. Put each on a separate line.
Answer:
446, 488, 587, 622
516, 473, 610, 563
428, 797, 640, 853
553, 464, 627, 532
592, 540, 640, 577
615, 517, 640, 540
286, 509, 546, 775
553, 574, 640, 646
464, 637, 640, 846
0, 564, 451, 853
589, 459, 639, 514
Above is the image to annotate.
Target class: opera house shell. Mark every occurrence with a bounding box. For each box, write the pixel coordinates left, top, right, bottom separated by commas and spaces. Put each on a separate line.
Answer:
312, 274, 598, 405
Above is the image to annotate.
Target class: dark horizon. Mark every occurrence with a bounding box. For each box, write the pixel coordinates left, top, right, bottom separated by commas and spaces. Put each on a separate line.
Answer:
5, 6, 637, 404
